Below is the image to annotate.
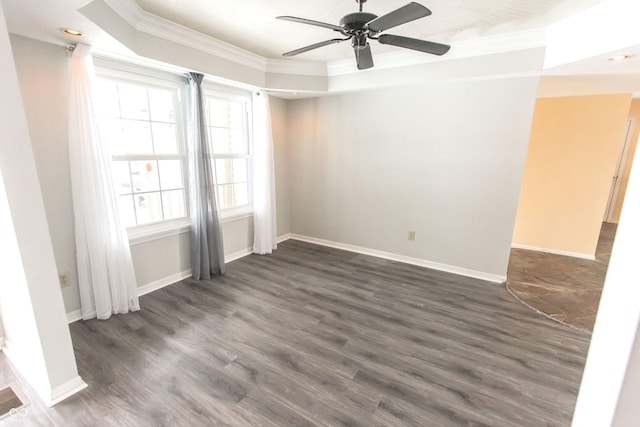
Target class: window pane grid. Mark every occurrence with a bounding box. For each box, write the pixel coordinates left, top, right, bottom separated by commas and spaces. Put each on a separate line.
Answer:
99, 76, 254, 226
205, 94, 251, 213
99, 79, 180, 157
97, 75, 187, 227
114, 159, 186, 225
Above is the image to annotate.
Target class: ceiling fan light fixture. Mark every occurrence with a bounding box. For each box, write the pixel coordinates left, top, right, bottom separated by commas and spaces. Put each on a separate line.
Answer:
352, 34, 368, 49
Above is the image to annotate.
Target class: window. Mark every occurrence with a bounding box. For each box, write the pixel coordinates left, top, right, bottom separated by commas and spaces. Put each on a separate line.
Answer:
95, 76, 187, 228
204, 91, 252, 215
93, 61, 254, 238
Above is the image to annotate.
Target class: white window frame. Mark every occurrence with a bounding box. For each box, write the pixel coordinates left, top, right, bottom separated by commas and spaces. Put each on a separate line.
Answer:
202, 85, 254, 221
94, 59, 191, 244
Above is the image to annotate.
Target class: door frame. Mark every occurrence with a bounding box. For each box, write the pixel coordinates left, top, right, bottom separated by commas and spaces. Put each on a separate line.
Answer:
604, 118, 635, 223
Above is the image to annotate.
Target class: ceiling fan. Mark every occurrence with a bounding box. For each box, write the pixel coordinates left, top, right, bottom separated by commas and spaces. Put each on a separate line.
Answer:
276, 0, 451, 70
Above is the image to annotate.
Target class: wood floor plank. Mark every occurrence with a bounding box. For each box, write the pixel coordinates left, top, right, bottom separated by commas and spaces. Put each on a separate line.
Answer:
0, 240, 589, 426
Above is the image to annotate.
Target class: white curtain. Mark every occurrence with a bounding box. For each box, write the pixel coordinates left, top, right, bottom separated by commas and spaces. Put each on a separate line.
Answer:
252, 91, 277, 254
68, 44, 139, 320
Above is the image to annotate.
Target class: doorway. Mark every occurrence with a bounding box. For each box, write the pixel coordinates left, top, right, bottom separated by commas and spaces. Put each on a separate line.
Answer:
604, 118, 635, 223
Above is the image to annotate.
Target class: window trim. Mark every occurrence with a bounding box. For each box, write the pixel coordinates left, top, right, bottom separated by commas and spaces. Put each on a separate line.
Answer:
202, 87, 254, 219
127, 218, 191, 246
94, 58, 256, 244
95, 60, 190, 241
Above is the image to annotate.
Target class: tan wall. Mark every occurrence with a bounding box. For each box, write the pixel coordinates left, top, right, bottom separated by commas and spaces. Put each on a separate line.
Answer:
610, 99, 640, 222
513, 94, 632, 257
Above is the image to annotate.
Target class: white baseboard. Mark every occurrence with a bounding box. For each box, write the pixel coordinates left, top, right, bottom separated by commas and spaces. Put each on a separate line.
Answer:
67, 269, 192, 323
137, 269, 193, 297
66, 310, 83, 324
288, 234, 506, 284
225, 248, 253, 263
511, 243, 596, 260
65, 233, 319, 323
48, 376, 88, 407
225, 234, 293, 263
2, 340, 84, 406
277, 233, 292, 243
4, 339, 87, 406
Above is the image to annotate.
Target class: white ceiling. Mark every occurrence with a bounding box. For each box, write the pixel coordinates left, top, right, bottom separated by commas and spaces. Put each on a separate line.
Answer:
132, 0, 601, 61
1, 0, 603, 61
2, 0, 640, 96
1, 0, 129, 54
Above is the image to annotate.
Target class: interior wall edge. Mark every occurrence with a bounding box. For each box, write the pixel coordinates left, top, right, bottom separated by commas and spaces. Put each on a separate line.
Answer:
48, 376, 88, 407
1, 339, 51, 406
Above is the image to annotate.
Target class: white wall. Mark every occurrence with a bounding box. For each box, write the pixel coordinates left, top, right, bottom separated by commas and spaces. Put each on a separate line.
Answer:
287, 75, 540, 280
571, 121, 640, 426
612, 321, 640, 426
0, 3, 84, 405
545, 0, 640, 71
0, 165, 51, 400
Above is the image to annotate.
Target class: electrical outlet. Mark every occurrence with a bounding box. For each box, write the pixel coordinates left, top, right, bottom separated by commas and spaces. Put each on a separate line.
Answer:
59, 271, 70, 288
408, 231, 416, 241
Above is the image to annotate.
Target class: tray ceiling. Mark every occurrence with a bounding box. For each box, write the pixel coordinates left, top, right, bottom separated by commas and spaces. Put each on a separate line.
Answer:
134, 0, 603, 61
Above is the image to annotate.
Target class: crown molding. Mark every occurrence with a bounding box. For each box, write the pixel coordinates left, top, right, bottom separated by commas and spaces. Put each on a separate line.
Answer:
103, 0, 333, 77
99, 0, 549, 81
104, 0, 268, 71
266, 59, 327, 76
103, 0, 139, 24
327, 27, 548, 76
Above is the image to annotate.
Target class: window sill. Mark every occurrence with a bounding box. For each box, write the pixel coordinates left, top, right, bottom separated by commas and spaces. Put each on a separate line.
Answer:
127, 218, 191, 246
125, 212, 254, 246
221, 211, 253, 223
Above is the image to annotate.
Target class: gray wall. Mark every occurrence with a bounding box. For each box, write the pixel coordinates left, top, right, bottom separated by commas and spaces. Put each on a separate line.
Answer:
9, 35, 82, 312
10, 35, 291, 315
287, 78, 539, 279
270, 95, 291, 237
10, 32, 538, 316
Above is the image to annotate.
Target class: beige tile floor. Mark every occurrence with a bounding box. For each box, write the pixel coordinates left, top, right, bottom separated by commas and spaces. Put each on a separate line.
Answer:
507, 223, 616, 332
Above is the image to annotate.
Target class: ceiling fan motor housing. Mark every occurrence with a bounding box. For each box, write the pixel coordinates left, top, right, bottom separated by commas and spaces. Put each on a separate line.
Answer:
339, 12, 378, 33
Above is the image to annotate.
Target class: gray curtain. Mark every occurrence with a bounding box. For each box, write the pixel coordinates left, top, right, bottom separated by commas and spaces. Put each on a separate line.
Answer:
186, 72, 225, 279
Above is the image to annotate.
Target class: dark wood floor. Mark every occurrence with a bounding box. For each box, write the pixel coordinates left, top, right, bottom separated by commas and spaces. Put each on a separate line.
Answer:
0, 240, 589, 426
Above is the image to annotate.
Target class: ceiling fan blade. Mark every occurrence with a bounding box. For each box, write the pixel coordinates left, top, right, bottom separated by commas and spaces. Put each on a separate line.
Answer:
355, 44, 374, 70
367, 2, 431, 33
378, 34, 450, 55
277, 16, 344, 32
283, 38, 349, 57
